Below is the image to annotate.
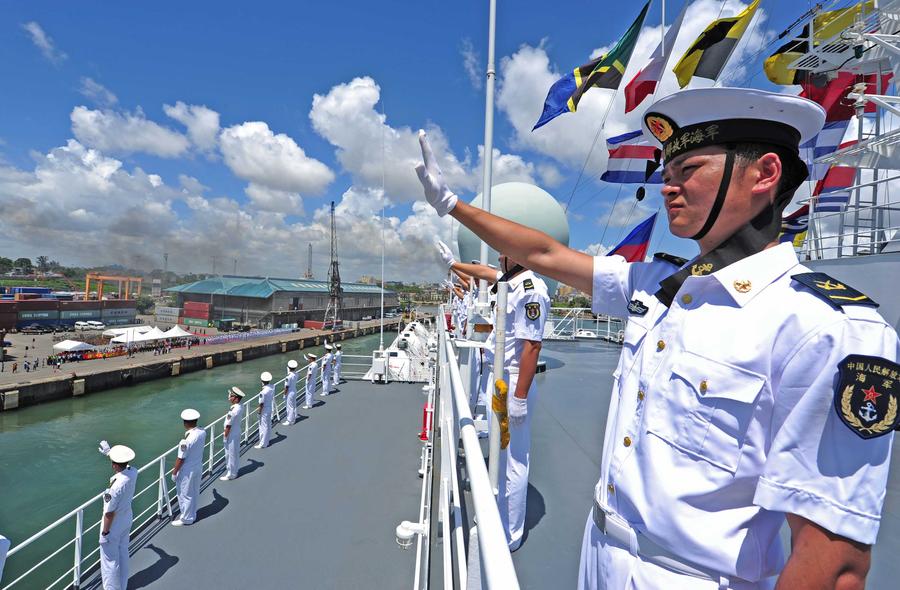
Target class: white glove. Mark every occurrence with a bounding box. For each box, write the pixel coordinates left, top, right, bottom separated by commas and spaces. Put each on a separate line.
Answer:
99, 533, 109, 544
508, 395, 528, 427
98, 440, 111, 456
436, 240, 456, 268
171, 472, 178, 482
415, 130, 458, 217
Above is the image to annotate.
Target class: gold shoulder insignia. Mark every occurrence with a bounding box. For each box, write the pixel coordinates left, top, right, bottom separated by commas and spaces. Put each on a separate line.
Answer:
792, 272, 878, 309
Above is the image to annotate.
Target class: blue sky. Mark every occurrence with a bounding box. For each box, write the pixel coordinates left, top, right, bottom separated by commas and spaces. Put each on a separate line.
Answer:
0, 0, 817, 281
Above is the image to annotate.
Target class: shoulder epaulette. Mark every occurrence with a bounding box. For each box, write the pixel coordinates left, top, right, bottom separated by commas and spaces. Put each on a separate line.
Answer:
522, 278, 534, 291
653, 252, 688, 267
791, 272, 879, 309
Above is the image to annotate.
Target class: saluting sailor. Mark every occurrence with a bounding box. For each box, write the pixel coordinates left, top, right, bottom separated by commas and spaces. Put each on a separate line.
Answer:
97, 441, 137, 589
283, 360, 299, 425
414, 88, 900, 589
172, 409, 206, 526
333, 344, 343, 384
255, 372, 275, 448
220, 386, 244, 481
321, 343, 334, 396
304, 352, 318, 409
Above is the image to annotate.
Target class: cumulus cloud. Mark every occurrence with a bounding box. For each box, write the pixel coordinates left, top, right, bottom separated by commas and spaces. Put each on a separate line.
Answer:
244, 183, 305, 215
496, 1, 771, 181
78, 78, 118, 107
22, 21, 67, 64
164, 101, 221, 151
219, 121, 334, 196
461, 39, 483, 90
598, 199, 655, 229
70, 106, 190, 158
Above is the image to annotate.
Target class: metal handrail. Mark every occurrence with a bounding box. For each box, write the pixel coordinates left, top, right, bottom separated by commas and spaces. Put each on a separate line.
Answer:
2, 357, 335, 590
439, 307, 520, 589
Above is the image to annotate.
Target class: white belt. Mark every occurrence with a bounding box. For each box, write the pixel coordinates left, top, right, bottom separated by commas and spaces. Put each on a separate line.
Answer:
592, 499, 744, 589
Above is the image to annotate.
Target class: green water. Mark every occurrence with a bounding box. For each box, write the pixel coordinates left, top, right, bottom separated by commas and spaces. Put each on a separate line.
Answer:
0, 333, 384, 587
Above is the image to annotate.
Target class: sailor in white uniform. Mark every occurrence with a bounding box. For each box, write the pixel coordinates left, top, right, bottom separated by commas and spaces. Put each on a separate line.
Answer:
0, 534, 8, 582
321, 344, 334, 396
97, 442, 137, 590
283, 360, 299, 425
332, 344, 343, 384
304, 353, 318, 409
255, 372, 275, 448
414, 89, 900, 588
172, 409, 206, 526
220, 386, 244, 481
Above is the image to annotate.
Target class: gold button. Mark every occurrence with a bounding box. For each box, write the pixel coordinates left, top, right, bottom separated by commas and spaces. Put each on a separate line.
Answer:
699, 380, 708, 393
637, 389, 645, 401
607, 483, 615, 494
657, 339, 666, 351
681, 294, 693, 305
623, 436, 632, 447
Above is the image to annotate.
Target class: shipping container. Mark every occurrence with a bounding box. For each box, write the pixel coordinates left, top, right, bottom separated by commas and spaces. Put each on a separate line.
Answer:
12, 286, 52, 294
0, 312, 17, 330
103, 317, 136, 326
60, 309, 102, 320
14, 293, 40, 301
183, 310, 210, 320
15, 299, 60, 311
101, 299, 136, 309
0, 302, 17, 313
60, 301, 103, 311
182, 317, 210, 327
304, 320, 326, 330
15, 318, 61, 329
101, 308, 137, 318
156, 306, 181, 316
18, 310, 60, 320
183, 301, 212, 311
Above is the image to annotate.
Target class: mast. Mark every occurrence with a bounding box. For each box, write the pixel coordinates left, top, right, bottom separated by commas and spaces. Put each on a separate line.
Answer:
323, 202, 343, 329
477, 0, 498, 305
380, 98, 386, 350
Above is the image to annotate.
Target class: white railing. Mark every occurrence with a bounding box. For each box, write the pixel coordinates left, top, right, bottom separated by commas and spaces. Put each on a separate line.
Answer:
429, 304, 519, 590
545, 307, 625, 342
2, 360, 330, 590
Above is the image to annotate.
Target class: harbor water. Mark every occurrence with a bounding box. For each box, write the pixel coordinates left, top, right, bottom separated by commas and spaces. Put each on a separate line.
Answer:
0, 333, 385, 587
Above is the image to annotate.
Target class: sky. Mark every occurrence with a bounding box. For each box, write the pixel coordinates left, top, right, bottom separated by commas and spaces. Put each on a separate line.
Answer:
0, 0, 823, 282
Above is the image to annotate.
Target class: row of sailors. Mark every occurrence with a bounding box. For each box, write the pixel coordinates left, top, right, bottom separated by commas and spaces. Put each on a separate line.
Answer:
91, 344, 343, 590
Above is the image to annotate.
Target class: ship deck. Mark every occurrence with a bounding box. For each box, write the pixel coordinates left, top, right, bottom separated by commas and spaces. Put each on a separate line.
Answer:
81, 339, 900, 589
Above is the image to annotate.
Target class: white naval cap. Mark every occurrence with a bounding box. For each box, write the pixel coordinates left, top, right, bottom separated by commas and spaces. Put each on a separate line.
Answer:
324, 343, 333, 351
108, 445, 135, 464
287, 359, 298, 369
260, 371, 273, 383
305, 352, 318, 361
228, 386, 246, 399
181, 408, 200, 421
335, 344, 341, 349
641, 87, 825, 162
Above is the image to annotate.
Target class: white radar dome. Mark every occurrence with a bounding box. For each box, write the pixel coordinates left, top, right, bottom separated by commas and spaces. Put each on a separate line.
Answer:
457, 182, 569, 297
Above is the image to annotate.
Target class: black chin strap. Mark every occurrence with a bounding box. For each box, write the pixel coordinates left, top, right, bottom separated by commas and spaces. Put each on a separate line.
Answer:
690, 150, 735, 241
491, 264, 525, 294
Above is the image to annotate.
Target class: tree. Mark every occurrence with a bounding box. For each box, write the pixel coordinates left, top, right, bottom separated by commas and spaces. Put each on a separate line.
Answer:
36, 256, 50, 272
13, 258, 32, 272
135, 294, 155, 314
0, 257, 12, 274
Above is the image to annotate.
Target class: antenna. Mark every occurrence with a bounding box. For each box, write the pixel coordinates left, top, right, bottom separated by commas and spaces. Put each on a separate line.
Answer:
323, 202, 343, 329
233, 258, 238, 274
379, 96, 386, 350
211, 255, 222, 275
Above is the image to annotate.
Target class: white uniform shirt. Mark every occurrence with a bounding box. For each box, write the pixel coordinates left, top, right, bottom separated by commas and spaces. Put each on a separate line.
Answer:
483, 270, 549, 370
103, 467, 137, 533
258, 384, 275, 413
285, 370, 298, 393
177, 427, 207, 471
322, 352, 333, 373
306, 362, 318, 386
224, 403, 243, 439
591, 243, 899, 581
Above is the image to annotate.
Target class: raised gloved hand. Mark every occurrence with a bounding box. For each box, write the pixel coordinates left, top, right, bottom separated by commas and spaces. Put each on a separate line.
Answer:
98, 440, 111, 456
415, 130, 458, 217
508, 395, 528, 427
436, 240, 456, 268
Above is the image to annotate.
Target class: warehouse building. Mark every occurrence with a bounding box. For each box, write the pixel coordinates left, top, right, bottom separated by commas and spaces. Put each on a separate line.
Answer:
165, 275, 398, 329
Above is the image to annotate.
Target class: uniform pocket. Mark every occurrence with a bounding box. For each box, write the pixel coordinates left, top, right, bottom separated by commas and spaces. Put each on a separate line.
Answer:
647, 351, 765, 473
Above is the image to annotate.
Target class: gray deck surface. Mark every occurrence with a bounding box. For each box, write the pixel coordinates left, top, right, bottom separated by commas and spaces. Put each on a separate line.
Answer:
112, 380, 423, 589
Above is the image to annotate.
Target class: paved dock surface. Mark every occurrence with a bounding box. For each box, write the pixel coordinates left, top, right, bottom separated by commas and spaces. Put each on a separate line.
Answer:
103, 379, 423, 589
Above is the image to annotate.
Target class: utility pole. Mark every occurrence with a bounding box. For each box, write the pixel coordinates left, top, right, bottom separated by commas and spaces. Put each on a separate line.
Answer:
233, 258, 238, 274
323, 202, 343, 330
305, 243, 313, 279
211, 255, 222, 276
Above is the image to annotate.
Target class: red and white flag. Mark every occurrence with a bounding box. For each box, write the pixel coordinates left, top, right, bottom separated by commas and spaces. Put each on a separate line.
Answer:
624, 3, 688, 114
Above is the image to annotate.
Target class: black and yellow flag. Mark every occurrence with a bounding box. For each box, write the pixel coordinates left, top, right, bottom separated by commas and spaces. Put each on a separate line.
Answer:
673, 0, 760, 88
765, 1, 874, 85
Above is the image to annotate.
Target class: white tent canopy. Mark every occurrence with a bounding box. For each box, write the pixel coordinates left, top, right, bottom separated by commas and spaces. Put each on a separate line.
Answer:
52, 340, 96, 352
111, 327, 166, 344
103, 326, 151, 338
162, 326, 194, 338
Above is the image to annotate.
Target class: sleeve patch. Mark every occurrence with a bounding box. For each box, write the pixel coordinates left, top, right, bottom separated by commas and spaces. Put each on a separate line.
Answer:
524, 302, 541, 321
792, 272, 878, 309
179, 443, 187, 452
835, 354, 900, 439
103, 493, 112, 503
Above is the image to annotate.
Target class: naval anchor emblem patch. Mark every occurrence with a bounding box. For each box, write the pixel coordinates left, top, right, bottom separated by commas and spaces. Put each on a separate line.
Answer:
627, 299, 649, 316
835, 354, 900, 439
524, 302, 541, 321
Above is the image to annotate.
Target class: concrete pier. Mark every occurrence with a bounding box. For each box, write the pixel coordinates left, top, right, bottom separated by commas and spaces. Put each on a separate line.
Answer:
0, 319, 403, 411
